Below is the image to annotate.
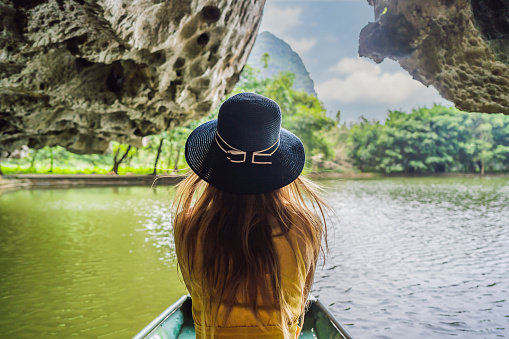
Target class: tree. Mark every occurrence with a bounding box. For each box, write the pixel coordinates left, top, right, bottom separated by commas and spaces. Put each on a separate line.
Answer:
29, 149, 39, 172
152, 138, 164, 174
173, 147, 181, 173
346, 106, 509, 174
261, 52, 270, 69
489, 114, 509, 172
166, 142, 174, 170
235, 65, 267, 94
111, 143, 132, 174
236, 68, 336, 162
470, 118, 494, 175
49, 147, 54, 173
0, 148, 6, 175
347, 117, 385, 172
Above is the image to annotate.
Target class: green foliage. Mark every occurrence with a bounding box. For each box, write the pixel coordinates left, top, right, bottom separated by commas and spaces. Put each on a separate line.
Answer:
3, 63, 508, 176
236, 66, 336, 161
261, 52, 270, 69
347, 117, 385, 172
247, 32, 317, 95
1, 64, 339, 175
347, 106, 509, 173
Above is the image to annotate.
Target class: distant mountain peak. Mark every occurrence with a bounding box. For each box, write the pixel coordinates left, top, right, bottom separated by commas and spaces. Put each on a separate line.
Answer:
247, 31, 317, 96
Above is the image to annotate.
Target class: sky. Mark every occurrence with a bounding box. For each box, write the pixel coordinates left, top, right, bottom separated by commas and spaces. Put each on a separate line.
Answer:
257, 0, 453, 123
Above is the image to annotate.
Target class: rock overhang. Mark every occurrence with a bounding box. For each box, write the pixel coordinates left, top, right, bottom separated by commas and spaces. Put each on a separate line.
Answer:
359, 0, 509, 115
0, 0, 266, 153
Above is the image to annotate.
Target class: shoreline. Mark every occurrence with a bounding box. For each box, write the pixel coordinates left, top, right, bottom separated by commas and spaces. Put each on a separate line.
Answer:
0, 174, 186, 195
2, 172, 508, 194
307, 172, 509, 179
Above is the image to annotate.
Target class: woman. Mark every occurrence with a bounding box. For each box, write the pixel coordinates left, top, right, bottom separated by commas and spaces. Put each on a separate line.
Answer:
173, 92, 328, 339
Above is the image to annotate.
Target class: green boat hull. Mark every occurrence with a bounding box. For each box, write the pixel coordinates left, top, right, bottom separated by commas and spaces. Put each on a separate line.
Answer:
133, 295, 354, 339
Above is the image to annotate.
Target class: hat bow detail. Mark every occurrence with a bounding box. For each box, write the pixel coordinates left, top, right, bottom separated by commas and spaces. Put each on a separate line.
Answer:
215, 132, 280, 165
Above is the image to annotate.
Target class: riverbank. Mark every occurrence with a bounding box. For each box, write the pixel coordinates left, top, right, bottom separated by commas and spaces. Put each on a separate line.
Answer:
305, 171, 509, 184
2, 172, 507, 195
308, 172, 380, 179
0, 174, 186, 195
308, 171, 509, 179
0, 176, 31, 194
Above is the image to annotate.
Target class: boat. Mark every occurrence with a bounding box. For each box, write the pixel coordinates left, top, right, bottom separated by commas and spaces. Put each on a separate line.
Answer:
133, 295, 354, 339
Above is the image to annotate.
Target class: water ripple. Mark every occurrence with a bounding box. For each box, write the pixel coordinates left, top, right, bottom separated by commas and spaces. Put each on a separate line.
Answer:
314, 177, 509, 339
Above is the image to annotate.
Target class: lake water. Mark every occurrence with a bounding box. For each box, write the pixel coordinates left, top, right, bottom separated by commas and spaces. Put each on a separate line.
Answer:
0, 186, 187, 338
0, 177, 508, 338
315, 177, 509, 339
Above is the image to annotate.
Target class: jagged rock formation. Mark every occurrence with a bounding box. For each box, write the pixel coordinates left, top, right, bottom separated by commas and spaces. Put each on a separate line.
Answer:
359, 0, 509, 115
248, 31, 317, 96
0, 0, 265, 153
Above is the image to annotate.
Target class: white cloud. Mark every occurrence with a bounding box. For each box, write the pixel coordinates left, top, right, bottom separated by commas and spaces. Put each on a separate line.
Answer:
285, 37, 317, 54
330, 57, 379, 74
259, 5, 316, 55
316, 57, 443, 106
259, 6, 302, 38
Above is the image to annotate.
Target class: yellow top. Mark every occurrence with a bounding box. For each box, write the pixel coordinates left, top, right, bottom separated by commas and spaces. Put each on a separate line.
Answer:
176, 227, 308, 339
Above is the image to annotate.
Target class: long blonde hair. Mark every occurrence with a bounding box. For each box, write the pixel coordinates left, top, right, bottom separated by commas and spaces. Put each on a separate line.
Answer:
173, 173, 328, 338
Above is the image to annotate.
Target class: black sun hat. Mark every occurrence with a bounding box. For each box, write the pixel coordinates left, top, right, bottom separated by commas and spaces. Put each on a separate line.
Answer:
185, 92, 305, 194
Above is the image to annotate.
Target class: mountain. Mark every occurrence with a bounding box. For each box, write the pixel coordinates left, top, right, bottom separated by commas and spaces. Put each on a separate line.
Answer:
247, 31, 317, 96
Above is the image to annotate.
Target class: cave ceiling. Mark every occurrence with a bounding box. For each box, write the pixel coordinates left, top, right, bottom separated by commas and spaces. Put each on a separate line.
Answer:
2, 0, 508, 154
360, 0, 509, 115
0, 0, 265, 153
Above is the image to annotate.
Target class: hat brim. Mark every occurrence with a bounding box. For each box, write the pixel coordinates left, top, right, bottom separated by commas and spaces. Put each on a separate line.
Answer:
185, 120, 305, 194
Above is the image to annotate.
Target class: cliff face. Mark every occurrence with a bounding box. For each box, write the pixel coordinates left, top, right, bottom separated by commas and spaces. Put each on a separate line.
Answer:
0, 0, 265, 153
248, 31, 317, 96
359, 0, 509, 115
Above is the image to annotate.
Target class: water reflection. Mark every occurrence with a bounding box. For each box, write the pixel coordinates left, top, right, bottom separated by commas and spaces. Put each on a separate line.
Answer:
135, 199, 177, 265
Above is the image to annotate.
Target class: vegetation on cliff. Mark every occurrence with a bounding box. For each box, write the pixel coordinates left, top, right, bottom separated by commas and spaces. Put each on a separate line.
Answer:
247, 32, 317, 96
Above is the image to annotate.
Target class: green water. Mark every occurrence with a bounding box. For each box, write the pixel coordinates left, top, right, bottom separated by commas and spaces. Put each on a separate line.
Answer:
0, 187, 186, 338
1, 177, 508, 338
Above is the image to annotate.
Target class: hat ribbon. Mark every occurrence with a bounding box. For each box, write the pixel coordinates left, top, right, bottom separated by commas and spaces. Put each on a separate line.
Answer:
215, 132, 280, 165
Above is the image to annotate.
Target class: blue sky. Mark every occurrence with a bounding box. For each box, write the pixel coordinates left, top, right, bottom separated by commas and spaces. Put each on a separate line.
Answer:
258, 0, 453, 123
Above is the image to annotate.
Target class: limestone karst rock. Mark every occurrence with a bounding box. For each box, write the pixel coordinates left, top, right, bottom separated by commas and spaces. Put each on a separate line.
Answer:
359, 0, 509, 115
0, 0, 265, 153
